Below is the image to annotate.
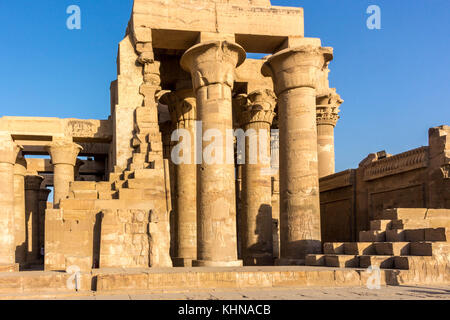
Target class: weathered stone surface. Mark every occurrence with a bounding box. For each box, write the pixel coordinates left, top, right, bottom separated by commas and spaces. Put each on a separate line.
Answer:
0, 0, 448, 298
263, 40, 333, 263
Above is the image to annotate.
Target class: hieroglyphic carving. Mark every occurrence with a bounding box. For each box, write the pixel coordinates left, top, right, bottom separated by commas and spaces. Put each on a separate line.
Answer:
364, 147, 429, 181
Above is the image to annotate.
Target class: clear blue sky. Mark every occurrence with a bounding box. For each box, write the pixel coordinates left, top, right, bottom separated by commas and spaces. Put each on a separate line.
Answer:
0, 0, 449, 172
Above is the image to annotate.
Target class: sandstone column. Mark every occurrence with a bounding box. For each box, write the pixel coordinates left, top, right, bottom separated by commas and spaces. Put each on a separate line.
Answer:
270, 126, 280, 259
161, 88, 197, 267
263, 43, 333, 264
38, 188, 51, 259
25, 175, 44, 264
0, 134, 21, 270
180, 40, 245, 266
316, 65, 343, 178
13, 152, 27, 266
236, 89, 276, 265
46, 140, 82, 206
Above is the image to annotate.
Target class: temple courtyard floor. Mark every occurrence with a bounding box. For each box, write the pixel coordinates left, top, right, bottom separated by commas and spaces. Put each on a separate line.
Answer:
0, 285, 449, 300
0, 266, 449, 300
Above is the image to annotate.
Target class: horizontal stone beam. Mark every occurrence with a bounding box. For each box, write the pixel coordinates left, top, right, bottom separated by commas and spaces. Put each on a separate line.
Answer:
0, 117, 112, 142
26, 158, 105, 174
132, 0, 304, 53
18, 142, 110, 157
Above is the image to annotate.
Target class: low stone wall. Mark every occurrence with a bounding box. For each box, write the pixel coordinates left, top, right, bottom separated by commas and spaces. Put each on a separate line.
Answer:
320, 126, 450, 242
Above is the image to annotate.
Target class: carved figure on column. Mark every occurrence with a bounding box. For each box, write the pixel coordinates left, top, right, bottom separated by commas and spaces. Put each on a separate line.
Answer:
235, 89, 276, 265
180, 40, 246, 267
263, 42, 333, 264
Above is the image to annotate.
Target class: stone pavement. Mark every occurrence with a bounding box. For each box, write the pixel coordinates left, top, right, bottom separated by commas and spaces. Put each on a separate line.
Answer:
1, 285, 449, 300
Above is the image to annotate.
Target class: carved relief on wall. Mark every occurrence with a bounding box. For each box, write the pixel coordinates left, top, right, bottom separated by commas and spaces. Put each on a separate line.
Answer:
65, 120, 96, 137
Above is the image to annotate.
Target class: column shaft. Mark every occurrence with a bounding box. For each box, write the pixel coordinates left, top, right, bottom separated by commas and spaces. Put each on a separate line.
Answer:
161, 89, 198, 267
262, 43, 333, 264
0, 136, 21, 268
317, 124, 335, 177
13, 156, 27, 266
53, 163, 74, 205
38, 189, 50, 258
196, 83, 239, 264
279, 87, 321, 261
25, 175, 43, 263
0, 163, 17, 265
47, 140, 82, 206
241, 122, 273, 265
180, 40, 245, 266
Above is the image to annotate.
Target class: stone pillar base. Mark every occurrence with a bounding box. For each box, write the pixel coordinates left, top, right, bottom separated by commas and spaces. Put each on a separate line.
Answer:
275, 258, 305, 266
0, 263, 19, 272
243, 255, 274, 266
172, 257, 194, 267
192, 260, 243, 267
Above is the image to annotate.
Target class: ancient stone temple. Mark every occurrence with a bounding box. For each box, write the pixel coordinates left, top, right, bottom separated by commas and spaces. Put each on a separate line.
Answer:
0, 0, 448, 294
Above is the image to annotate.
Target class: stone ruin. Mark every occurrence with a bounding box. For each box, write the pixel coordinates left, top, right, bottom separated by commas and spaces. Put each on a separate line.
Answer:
0, 0, 448, 290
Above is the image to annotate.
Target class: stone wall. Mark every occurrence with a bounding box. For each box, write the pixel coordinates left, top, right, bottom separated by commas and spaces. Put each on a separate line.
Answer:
320, 126, 450, 243
319, 169, 356, 243
45, 208, 98, 271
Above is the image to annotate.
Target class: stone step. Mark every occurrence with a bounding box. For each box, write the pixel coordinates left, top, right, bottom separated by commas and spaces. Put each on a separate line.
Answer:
359, 230, 385, 242
72, 190, 98, 200
305, 254, 326, 266
343, 242, 375, 255
385, 229, 405, 242
98, 191, 118, 200
323, 242, 345, 254
374, 242, 410, 256
376, 208, 450, 221
118, 188, 144, 200
122, 171, 134, 180
383, 228, 449, 242
125, 179, 154, 189
370, 219, 392, 231
393, 256, 438, 270
324, 255, 359, 268
108, 172, 122, 182
0, 271, 92, 294
359, 255, 395, 269
404, 228, 449, 242
112, 180, 126, 191
96, 182, 113, 192
409, 242, 450, 256
69, 181, 97, 191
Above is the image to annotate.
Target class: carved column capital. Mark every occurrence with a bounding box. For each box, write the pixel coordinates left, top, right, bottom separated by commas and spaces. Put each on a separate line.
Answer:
0, 134, 22, 165
46, 140, 82, 166
14, 152, 27, 176
316, 88, 343, 127
235, 89, 277, 127
262, 45, 333, 95
180, 40, 246, 91
160, 89, 197, 129
25, 175, 44, 191
38, 188, 51, 202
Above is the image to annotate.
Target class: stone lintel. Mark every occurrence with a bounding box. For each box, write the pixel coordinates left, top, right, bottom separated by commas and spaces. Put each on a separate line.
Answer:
0, 117, 112, 142
132, 0, 304, 53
